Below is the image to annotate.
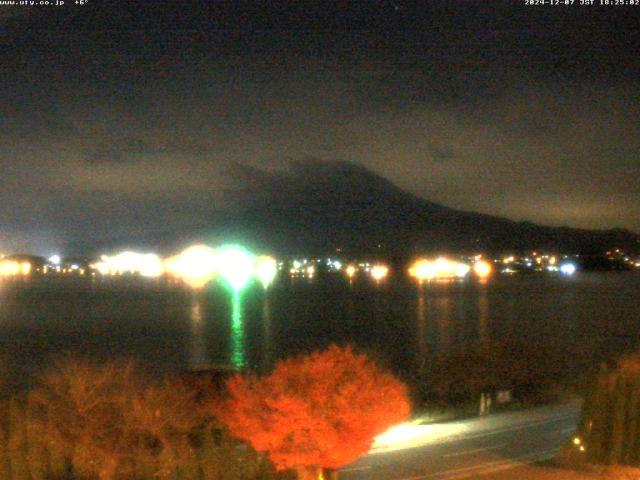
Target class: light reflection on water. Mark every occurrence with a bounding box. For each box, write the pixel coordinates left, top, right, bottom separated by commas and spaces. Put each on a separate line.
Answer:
0, 273, 639, 388
416, 289, 426, 363
230, 290, 246, 370
478, 285, 489, 343
261, 295, 273, 373
187, 288, 248, 371
188, 297, 208, 369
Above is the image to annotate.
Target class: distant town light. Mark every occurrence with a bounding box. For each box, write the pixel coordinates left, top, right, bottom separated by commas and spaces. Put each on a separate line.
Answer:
473, 260, 492, 278
409, 257, 471, 282
560, 263, 577, 275
165, 245, 218, 289
345, 265, 357, 279
409, 259, 436, 283
371, 264, 389, 282
256, 255, 277, 288
454, 263, 470, 278
48, 255, 61, 265
0, 260, 31, 277
92, 251, 164, 278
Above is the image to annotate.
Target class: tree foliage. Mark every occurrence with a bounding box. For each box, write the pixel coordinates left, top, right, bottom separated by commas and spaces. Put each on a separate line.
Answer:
29, 357, 210, 480
424, 340, 561, 405
217, 344, 410, 476
578, 352, 640, 466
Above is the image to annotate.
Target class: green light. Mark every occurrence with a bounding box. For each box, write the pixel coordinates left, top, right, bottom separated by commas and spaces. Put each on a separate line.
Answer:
231, 290, 246, 369
217, 246, 255, 292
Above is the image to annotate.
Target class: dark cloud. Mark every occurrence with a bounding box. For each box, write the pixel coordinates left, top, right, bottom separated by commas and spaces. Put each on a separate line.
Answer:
426, 143, 455, 164
82, 136, 212, 165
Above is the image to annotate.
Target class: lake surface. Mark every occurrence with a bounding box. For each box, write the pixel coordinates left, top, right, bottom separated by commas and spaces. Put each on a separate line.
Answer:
0, 272, 639, 391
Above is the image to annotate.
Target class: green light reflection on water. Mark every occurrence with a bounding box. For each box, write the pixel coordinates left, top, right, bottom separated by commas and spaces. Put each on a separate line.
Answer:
231, 290, 246, 369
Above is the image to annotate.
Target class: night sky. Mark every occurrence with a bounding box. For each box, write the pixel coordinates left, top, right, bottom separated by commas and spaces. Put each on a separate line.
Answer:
1, 1, 639, 254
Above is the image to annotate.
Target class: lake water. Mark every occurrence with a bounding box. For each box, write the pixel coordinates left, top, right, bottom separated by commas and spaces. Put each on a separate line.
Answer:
0, 272, 639, 392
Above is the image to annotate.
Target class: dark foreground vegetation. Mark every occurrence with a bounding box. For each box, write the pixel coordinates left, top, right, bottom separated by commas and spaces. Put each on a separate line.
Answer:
575, 353, 640, 466
0, 346, 409, 480
411, 339, 586, 416
0, 338, 614, 480
0, 357, 274, 480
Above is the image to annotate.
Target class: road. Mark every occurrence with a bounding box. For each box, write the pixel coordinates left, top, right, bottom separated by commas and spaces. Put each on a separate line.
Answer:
339, 402, 581, 480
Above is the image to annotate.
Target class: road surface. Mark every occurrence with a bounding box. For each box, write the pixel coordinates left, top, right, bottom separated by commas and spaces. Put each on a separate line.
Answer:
339, 402, 580, 480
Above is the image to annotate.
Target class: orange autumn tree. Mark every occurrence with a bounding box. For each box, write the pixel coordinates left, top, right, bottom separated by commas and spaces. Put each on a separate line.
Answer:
217, 344, 411, 480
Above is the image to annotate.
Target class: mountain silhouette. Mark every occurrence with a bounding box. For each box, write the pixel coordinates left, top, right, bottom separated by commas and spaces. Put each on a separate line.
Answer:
199, 159, 640, 258
70, 159, 638, 258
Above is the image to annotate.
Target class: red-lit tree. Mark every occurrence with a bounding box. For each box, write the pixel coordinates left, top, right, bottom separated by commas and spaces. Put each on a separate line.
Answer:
217, 345, 411, 480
